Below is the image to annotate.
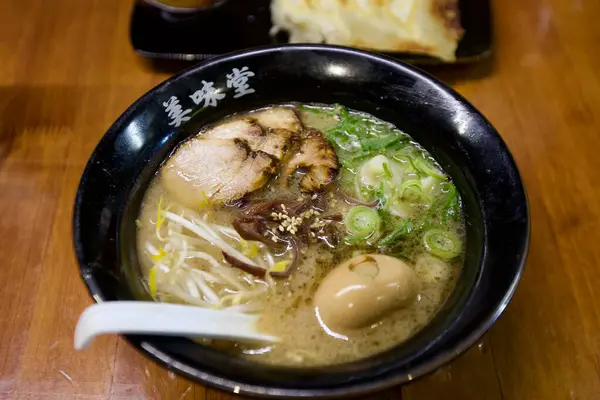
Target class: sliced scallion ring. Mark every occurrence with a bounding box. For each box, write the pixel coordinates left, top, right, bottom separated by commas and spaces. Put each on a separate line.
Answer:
345, 206, 381, 240
399, 180, 431, 204
422, 229, 462, 260
414, 157, 446, 180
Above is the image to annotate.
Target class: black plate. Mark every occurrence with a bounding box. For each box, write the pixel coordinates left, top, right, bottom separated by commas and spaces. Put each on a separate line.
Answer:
131, 0, 492, 64
73, 45, 527, 398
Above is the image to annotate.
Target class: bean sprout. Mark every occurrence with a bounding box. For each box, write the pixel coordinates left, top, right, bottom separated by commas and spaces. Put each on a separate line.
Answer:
188, 268, 222, 284
164, 211, 258, 267
143, 203, 276, 314
172, 238, 188, 270
145, 242, 160, 256
188, 269, 220, 304
184, 251, 222, 269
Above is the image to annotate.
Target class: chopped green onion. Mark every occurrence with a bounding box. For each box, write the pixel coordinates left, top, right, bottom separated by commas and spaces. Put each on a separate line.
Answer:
375, 182, 387, 209
334, 104, 350, 120
399, 179, 430, 204
326, 106, 407, 154
345, 206, 381, 240
423, 229, 462, 260
360, 136, 407, 152
341, 153, 372, 170
414, 157, 447, 180
382, 162, 392, 179
441, 182, 460, 223
379, 221, 414, 247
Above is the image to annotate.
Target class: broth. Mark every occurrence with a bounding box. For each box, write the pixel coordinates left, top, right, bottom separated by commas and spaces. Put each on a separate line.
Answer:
136, 104, 465, 366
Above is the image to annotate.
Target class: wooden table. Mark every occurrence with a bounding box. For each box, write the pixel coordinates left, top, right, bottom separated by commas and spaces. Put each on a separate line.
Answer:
1, 0, 599, 399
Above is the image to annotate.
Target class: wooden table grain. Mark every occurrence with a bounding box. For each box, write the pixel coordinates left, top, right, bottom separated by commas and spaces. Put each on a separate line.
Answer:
1, 0, 599, 399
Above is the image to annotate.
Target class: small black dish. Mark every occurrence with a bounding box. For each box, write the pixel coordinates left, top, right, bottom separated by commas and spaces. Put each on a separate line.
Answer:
130, 0, 493, 64
73, 45, 528, 398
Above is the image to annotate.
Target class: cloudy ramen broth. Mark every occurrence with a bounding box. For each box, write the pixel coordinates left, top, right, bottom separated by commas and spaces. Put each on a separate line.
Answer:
136, 104, 465, 366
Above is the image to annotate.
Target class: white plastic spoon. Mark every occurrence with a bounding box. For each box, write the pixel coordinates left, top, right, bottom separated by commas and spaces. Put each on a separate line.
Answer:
74, 301, 278, 350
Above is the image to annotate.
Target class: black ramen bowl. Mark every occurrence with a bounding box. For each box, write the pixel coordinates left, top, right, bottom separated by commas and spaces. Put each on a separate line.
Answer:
73, 45, 529, 398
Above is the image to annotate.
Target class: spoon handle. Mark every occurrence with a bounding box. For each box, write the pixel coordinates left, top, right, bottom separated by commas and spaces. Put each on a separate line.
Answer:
74, 301, 278, 349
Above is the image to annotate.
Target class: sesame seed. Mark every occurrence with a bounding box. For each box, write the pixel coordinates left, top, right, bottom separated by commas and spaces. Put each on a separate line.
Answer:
279, 226, 284, 232
271, 236, 278, 243
263, 232, 268, 236
311, 232, 316, 237
311, 194, 318, 200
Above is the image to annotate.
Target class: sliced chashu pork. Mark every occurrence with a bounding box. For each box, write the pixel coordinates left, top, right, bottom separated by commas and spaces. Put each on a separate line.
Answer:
203, 119, 292, 160
249, 107, 302, 133
162, 107, 335, 207
202, 107, 301, 160
162, 138, 277, 207
285, 128, 339, 192
242, 107, 339, 192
